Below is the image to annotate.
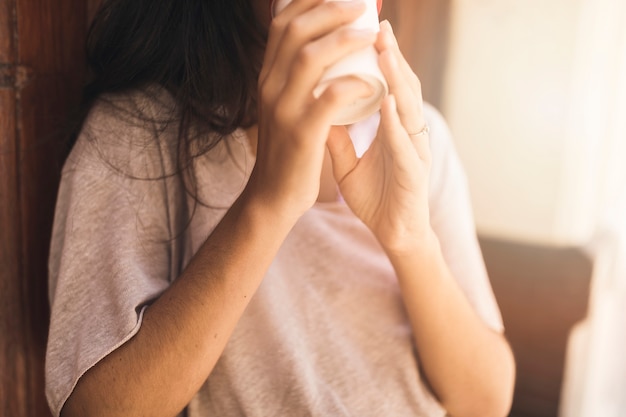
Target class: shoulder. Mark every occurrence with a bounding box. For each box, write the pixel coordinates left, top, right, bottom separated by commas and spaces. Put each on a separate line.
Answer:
52, 88, 188, 264
65, 86, 180, 180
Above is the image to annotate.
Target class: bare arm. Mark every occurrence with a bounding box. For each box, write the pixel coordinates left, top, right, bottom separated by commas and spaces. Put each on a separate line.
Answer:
388, 234, 515, 417
327, 20, 515, 417
62, 191, 294, 417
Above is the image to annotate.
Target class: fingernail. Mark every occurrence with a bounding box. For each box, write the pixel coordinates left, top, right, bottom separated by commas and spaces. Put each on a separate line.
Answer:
380, 19, 393, 33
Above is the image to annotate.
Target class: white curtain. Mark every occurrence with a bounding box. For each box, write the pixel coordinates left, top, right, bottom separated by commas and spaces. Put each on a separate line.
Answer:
559, 0, 626, 415
442, 0, 626, 413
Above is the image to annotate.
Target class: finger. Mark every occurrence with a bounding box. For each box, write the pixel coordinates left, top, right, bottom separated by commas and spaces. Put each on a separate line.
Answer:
380, 95, 412, 156
261, 0, 368, 87
261, 0, 324, 84
378, 48, 424, 134
278, 26, 377, 108
327, 126, 358, 183
298, 76, 374, 141
381, 95, 430, 163
376, 22, 426, 138
376, 20, 420, 97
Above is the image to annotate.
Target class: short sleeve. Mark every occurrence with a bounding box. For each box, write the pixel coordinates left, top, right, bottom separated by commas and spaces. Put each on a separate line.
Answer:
424, 104, 504, 333
45, 93, 187, 416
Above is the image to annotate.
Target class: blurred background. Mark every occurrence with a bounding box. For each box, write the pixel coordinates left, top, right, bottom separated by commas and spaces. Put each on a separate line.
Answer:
1, 0, 625, 416
383, 0, 626, 416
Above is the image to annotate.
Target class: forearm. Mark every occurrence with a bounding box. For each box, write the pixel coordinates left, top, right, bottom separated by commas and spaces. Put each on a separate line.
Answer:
387, 232, 515, 417
62, 192, 297, 417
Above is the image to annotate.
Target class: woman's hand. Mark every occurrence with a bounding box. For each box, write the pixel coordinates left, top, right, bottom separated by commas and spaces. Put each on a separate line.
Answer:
245, 0, 377, 221
327, 20, 432, 255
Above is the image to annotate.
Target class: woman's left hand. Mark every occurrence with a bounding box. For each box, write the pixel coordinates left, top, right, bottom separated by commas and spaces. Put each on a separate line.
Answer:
327, 20, 432, 256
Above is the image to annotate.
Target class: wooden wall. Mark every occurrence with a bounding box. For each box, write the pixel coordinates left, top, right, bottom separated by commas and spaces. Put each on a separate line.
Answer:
0, 0, 87, 416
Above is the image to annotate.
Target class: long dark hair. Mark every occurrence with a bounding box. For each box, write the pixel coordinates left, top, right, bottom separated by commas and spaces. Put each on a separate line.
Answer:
72, 0, 266, 180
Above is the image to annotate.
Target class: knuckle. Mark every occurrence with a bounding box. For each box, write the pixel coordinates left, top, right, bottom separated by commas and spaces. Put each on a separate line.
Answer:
295, 45, 316, 68
284, 18, 305, 39
270, 14, 289, 33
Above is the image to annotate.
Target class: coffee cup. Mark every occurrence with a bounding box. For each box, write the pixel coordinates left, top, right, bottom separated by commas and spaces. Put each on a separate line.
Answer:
272, 0, 388, 125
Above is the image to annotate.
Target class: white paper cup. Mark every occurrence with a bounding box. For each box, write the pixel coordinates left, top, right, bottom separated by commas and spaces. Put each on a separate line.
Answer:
272, 0, 388, 125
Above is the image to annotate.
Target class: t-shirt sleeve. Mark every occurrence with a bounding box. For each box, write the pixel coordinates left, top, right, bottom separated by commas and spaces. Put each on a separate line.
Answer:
424, 104, 504, 333
45, 96, 186, 417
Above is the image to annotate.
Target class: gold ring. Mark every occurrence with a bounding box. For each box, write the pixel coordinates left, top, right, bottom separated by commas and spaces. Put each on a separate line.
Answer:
408, 125, 430, 138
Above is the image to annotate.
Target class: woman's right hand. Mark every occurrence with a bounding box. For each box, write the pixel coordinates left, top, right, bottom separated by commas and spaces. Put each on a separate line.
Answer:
244, 0, 377, 221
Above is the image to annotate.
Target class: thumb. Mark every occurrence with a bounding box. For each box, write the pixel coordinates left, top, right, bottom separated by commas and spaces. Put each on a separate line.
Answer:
326, 126, 358, 183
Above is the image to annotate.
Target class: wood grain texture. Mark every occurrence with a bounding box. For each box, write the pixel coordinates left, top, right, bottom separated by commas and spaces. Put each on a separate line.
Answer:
0, 0, 14, 65
0, 1, 27, 415
0, 0, 86, 416
0, 88, 27, 417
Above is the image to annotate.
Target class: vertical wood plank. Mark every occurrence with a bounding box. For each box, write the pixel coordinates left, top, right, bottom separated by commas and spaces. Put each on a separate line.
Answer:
0, 0, 28, 414
0, 0, 86, 415
16, 0, 86, 415
0, 0, 14, 65
0, 90, 28, 417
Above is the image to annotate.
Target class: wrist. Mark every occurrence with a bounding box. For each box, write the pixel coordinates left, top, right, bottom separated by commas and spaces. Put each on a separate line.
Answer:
236, 184, 303, 234
383, 226, 441, 263
242, 165, 319, 225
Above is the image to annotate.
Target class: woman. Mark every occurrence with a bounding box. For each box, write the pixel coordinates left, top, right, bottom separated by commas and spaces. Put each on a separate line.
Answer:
46, 0, 515, 416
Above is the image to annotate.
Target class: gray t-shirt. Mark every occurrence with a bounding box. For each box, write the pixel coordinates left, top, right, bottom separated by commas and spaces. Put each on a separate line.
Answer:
46, 90, 503, 417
